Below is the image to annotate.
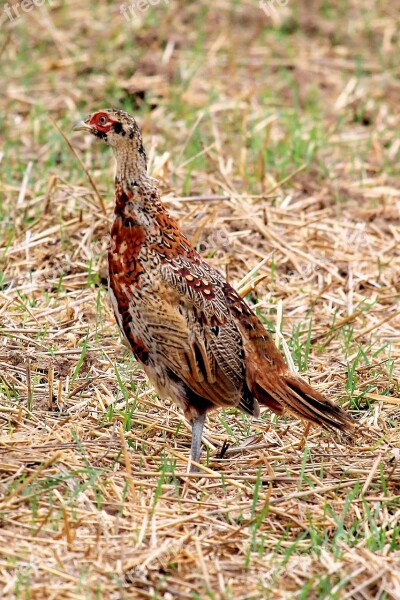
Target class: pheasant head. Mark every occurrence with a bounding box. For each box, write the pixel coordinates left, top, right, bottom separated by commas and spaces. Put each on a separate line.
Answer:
73, 109, 147, 180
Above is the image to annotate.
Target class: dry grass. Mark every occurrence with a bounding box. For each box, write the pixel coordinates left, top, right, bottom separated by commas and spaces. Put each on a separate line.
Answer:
0, 1, 399, 598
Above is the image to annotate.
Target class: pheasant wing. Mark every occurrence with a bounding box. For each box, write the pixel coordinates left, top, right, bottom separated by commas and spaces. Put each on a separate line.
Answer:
156, 255, 258, 416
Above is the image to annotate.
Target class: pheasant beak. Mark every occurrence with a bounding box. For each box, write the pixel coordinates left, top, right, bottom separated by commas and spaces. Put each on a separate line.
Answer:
72, 118, 92, 132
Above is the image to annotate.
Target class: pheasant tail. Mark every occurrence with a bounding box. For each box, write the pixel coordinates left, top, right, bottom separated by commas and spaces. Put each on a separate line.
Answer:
252, 370, 354, 432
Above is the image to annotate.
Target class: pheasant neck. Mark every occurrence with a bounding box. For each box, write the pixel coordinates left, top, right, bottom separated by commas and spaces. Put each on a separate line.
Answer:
113, 143, 148, 184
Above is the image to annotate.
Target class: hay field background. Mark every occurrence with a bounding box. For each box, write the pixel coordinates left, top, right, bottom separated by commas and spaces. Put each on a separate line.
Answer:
0, 1, 399, 598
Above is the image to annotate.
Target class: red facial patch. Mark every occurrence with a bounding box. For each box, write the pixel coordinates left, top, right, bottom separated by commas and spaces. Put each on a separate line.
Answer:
89, 112, 115, 133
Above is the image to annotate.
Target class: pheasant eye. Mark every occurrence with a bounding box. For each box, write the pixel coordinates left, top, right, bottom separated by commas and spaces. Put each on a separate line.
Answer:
98, 115, 107, 125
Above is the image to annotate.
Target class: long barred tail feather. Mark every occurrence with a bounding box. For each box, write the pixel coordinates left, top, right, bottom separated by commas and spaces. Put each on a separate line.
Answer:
255, 373, 355, 432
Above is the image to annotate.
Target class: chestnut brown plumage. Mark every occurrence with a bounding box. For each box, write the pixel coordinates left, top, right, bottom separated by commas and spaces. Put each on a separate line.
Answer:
73, 109, 355, 471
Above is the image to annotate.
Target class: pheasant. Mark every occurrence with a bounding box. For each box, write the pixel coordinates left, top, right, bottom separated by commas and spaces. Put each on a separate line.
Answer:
73, 109, 355, 471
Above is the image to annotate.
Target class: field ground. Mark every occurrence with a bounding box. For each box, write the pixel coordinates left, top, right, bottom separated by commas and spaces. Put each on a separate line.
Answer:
0, 1, 399, 598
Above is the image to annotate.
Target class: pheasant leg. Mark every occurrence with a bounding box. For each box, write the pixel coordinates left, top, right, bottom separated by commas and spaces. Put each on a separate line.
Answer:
190, 413, 206, 472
